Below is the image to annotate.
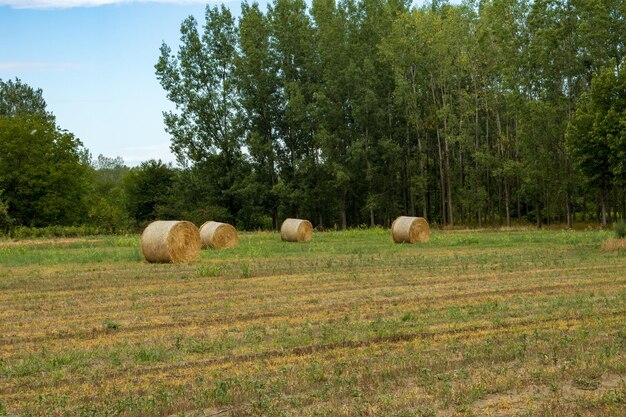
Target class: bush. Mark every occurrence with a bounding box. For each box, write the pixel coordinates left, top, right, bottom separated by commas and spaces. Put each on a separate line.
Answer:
8, 224, 132, 239
614, 221, 626, 239
88, 197, 132, 233
0, 194, 13, 235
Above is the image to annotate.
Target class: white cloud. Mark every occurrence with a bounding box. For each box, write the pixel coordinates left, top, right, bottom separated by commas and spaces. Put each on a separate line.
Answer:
0, 61, 83, 71
0, 0, 208, 9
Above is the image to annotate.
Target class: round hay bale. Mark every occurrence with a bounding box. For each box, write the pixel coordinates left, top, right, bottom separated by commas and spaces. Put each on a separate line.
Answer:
141, 220, 201, 263
280, 218, 313, 242
391, 216, 430, 244
199, 221, 238, 249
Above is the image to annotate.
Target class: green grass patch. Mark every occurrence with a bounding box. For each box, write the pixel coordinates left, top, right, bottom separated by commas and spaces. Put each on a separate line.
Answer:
0, 228, 624, 416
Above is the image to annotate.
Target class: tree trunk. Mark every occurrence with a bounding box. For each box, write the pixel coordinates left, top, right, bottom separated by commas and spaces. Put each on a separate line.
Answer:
498, 179, 503, 226
426, 146, 431, 220
418, 132, 427, 219
566, 191, 572, 228
620, 188, 626, 222
505, 181, 511, 227
459, 147, 465, 224
407, 126, 415, 217
441, 88, 453, 227
272, 207, 278, 231
496, 109, 503, 226
436, 131, 446, 226
341, 191, 347, 231
536, 196, 542, 229
365, 124, 374, 227
601, 193, 607, 226
444, 138, 453, 226
517, 176, 522, 221
488, 177, 494, 225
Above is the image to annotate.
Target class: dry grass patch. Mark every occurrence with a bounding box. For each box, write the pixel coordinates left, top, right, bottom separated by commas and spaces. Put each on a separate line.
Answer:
601, 237, 626, 252
1, 229, 625, 416
0, 237, 102, 247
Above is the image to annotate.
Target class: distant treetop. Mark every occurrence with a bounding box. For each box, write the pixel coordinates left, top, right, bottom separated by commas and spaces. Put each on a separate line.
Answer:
0, 77, 51, 118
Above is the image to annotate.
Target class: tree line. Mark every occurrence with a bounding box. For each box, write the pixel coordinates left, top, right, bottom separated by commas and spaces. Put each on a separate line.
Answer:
1, 0, 625, 233
155, 0, 626, 229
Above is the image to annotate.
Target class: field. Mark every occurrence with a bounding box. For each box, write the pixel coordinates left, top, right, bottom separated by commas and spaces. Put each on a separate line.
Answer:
1, 228, 625, 416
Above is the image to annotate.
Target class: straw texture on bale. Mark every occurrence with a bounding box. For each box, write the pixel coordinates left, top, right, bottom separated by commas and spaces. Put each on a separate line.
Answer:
141, 220, 201, 263
199, 221, 238, 249
280, 218, 313, 242
391, 216, 430, 244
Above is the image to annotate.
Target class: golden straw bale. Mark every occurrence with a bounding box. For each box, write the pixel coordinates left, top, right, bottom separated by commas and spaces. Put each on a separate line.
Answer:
140, 220, 201, 263
280, 218, 313, 242
391, 216, 430, 244
199, 221, 238, 249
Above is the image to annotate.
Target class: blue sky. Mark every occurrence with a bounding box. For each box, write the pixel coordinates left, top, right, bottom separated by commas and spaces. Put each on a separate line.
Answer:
0, 0, 235, 165
1, 0, 435, 166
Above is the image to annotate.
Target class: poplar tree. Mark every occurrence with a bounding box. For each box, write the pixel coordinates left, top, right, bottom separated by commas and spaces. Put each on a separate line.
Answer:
237, 2, 282, 228
156, 5, 245, 220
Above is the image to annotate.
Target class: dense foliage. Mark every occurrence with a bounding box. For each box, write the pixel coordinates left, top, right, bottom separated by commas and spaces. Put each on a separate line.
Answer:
2, 0, 626, 234
0, 79, 91, 228
155, 0, 626, 229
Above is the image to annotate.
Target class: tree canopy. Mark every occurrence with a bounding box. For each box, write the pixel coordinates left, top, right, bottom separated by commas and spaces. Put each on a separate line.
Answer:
3, 0, 626, 234
153, 0, 626, 229
0, 78, 90, 227
0, 78, 49, 118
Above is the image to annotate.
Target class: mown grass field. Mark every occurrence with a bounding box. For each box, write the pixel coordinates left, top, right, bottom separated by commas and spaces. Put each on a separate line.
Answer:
1, 228, 625, 416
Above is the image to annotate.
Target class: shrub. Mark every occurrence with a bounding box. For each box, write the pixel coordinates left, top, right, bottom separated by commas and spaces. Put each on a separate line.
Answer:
614, 221, 626, 239
88, 197, 132, 233
0, 192, 13, 235
8, 224, 132, 239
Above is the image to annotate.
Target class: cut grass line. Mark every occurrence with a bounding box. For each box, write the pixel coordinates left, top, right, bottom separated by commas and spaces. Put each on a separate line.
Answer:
2, 278, 624, 348
2, 264, 623, 320
3, 310, 623, 398
2, 254, 621, 296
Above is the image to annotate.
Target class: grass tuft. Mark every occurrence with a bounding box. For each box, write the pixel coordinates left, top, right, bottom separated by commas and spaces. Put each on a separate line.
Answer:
104, 320, 120, 330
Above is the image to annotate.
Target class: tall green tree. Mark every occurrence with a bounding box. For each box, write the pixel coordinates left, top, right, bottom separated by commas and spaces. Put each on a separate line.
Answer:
382, 8, 433, 221
312, 0, 356, 229
567, 62, 626, 223
0, 79, 90, 227
0, 115, 90, 226
237, 1, 282, 228
150, 0, 626, 229
88, 155, 131, 231
122, 160, 177, 223
268, 0, 319, 219
156, 4, 247, 219
156, 5, 240, 164
353, 0, 407, 226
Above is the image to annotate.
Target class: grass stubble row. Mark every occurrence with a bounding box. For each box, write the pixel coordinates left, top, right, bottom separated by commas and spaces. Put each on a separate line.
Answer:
0, 229, 625, 416
1, 262, 622, 341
